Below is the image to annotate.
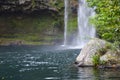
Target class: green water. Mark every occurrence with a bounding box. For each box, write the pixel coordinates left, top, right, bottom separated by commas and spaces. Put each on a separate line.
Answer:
0, 46, 120, 80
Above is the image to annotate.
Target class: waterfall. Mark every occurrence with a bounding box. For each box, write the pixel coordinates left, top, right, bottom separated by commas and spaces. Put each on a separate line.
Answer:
64, 0, 69, 45
64, 0, 95, 48
77, 0, 96, 48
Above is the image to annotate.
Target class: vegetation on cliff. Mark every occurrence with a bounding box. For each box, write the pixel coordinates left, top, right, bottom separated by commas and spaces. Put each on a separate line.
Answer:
87, 0, 120, 48
0, 0, 64, 45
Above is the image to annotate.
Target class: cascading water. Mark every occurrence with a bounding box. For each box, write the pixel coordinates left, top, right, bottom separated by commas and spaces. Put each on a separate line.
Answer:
63, 0, 96, 48
76, 0, 96, 48
64, 0, 69, 45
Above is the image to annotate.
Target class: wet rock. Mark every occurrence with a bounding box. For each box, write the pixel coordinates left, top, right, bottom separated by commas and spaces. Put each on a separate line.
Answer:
75, 38, 120, 68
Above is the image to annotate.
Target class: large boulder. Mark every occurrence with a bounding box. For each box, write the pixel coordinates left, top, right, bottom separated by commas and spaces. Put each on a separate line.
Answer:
75, 38, 120, 67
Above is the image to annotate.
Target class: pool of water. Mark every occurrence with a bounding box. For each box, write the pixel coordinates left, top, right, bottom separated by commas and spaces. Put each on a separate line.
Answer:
0, 45, 120, 80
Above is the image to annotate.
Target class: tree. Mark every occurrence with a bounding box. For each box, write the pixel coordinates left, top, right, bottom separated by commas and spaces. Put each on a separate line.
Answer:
87, 0, 120, 47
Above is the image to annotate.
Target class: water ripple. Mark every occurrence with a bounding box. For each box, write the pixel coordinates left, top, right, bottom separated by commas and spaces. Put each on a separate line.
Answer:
44, 77, 60, 80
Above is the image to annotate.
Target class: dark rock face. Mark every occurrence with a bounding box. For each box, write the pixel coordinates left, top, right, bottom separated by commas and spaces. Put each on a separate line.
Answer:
0, 0, 63, 13
75, 38, 120, 68
70, 0, 78, 14
0, 0, 79, 14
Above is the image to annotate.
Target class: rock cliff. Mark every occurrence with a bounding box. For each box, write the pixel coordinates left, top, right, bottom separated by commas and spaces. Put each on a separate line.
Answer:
0, 0, 64, 13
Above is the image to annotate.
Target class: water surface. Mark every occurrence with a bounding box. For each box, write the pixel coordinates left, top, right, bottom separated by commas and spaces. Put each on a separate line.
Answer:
0, 46, 120, 80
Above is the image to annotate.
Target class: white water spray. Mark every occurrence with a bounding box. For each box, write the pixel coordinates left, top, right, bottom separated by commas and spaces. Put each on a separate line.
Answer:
64, 0, 95, 48
76, 0, 96, 48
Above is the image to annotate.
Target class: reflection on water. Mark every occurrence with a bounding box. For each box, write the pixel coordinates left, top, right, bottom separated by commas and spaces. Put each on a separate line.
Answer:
0, 46, 120, 80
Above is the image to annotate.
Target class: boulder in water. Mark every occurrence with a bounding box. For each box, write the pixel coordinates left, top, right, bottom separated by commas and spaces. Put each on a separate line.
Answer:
75, 38, 120, 68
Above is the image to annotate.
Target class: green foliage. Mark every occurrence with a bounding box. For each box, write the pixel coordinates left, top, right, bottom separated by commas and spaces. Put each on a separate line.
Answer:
0, 0, 65, 45
50, 0, 64, 11
31, 0, 35, 9
92, 54, 107, 67
0, 13, 61, 33
87, 0, 120, 48
68, 17, 78, 34
92, 54, 100, 67
0, 12, 64, 45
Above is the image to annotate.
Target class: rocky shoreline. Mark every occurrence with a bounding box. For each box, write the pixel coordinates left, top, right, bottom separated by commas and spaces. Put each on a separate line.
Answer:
0, 40, 56, 46
75, 38, 120, 69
